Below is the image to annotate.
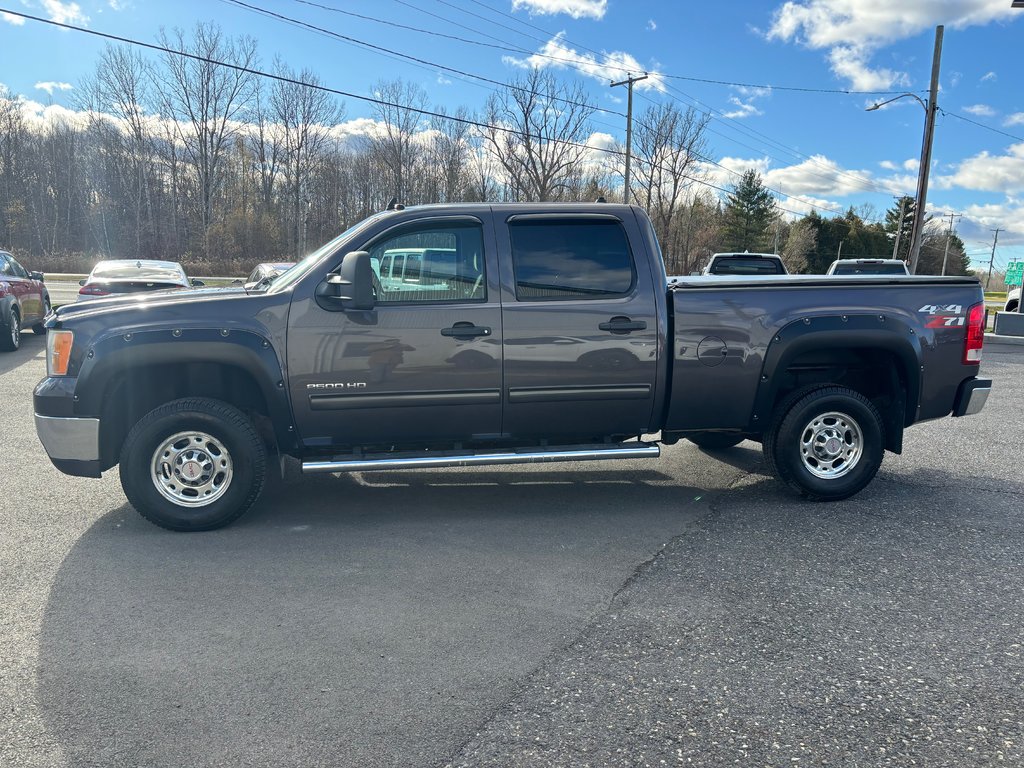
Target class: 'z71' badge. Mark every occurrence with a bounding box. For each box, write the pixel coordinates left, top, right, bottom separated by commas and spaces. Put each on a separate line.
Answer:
918, 304, 965, 327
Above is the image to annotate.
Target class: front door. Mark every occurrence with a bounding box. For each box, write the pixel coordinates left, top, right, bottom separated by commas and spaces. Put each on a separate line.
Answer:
287, 215, 502, 449
496, 212, 660, 442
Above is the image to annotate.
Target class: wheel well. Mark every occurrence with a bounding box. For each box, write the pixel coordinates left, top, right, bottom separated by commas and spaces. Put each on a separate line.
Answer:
770, 347, 907, 453
1008, 300, 1019, 312
98, 362, 274, 470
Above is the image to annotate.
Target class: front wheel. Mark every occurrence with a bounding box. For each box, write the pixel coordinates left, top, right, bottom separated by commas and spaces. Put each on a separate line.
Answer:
768, 386, 884, 501
119, 398, 267, 531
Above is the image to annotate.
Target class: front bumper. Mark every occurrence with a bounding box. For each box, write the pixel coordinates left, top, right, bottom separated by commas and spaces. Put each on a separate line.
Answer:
952, 378, 991, 417
34, 413, 102, 477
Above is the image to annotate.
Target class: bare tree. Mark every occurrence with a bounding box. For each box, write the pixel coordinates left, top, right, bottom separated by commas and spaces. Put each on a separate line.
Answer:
630, 103, 710, 262
0, 86, 27, 247
370, 79, 427, 204
782, 219, 816, 273
271, 60, 344, 256
427, 107, 471, 203
155, 23, 257, 257
482, 68, 595, 202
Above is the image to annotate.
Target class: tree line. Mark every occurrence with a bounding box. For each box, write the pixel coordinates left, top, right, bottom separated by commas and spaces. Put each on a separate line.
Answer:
0, 23, 971, 278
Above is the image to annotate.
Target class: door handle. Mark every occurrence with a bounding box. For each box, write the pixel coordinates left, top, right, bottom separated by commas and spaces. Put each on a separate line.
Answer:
441, 322, 492, 338
599, 316, 647, 334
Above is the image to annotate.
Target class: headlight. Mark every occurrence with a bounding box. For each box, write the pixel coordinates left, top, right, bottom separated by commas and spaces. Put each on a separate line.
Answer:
47, 330, 74, 376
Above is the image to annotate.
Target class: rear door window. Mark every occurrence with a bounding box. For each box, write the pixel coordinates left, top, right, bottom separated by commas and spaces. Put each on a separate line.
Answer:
509, 218, 635, 300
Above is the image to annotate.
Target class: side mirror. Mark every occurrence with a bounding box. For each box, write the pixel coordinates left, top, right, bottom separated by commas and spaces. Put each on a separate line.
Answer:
231, 278, 243, 285
79, 279, 86, 286
319, 251, 375, 311
30, 271, 44, 281
191, 279, 205, 287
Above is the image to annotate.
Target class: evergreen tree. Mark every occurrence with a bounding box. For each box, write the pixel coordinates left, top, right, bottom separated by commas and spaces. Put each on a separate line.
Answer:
720, 169, 777, 252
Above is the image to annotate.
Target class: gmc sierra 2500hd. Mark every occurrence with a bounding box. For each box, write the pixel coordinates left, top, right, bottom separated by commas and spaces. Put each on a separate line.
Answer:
34, 203, 991, 530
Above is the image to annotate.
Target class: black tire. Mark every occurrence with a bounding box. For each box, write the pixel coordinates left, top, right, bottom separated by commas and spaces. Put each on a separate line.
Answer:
761, 384, 835, 479
32, 296, 51, 334
688, 433, 745, 450
0, 305, 20, 352
119, 398, 267, 531
769, 386, 884, 501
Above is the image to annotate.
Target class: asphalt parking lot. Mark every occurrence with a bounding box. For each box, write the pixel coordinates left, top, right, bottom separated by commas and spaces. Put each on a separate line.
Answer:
2, 335, 1022, 768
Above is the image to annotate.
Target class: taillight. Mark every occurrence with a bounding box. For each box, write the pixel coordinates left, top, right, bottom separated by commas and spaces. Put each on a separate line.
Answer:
47, 330, 74, 376
963, 302, 984, 365
78, 284, 108, 296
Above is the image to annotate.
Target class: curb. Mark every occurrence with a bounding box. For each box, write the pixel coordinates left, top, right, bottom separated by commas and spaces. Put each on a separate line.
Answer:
984, 333, 1024, 347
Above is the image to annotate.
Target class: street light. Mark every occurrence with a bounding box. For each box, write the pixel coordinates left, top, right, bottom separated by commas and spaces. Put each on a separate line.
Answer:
865, 25, 943, 275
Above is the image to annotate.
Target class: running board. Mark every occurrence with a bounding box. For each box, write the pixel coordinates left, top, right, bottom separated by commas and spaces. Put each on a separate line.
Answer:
301, 442, 660, 473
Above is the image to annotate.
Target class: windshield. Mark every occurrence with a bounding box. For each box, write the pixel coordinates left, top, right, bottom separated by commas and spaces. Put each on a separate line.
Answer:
267, 214, 389, 294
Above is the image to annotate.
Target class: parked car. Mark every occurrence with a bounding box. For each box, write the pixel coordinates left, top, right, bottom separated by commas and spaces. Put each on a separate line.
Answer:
244, 262, 295, 290
701, 252, 788, 276
1005, 287, 1020, 313
827, 259, 910, 276
78, 260, 201, 301
35, 203, 990, 531
0, 250, 50, 351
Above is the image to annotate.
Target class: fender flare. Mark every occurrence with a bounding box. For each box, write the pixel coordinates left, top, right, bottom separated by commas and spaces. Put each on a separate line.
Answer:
76, 327, 296, 452
749, 313, 921, 434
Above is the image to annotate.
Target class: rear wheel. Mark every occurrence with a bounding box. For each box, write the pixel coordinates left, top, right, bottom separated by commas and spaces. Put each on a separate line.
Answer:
0, 305, 20, 352
687, 433, 745, 450
119, 398, 267, 531
768, 386, 884, 501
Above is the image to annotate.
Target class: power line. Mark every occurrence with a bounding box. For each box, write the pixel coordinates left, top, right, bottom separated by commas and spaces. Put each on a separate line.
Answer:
942, 109, 1024, 143
2, 5, 910, 225
426, 0, 925, 95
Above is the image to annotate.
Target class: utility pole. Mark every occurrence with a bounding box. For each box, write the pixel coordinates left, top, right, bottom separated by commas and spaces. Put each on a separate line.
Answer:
985, 228, 1003, 290
892, 197, 907, 259
940, 211, 962, 275
610, 73, 648, 205
908, 25, 944, 274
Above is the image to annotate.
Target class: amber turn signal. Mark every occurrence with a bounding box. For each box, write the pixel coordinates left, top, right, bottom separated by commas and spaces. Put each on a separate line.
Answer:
47, 330, 74, 376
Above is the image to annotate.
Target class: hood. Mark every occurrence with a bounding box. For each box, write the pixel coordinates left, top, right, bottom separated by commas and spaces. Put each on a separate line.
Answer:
53, 286, 248, 322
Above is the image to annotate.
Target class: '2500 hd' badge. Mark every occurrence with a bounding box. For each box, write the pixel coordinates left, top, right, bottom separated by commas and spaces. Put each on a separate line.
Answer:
307, 382, 368, 389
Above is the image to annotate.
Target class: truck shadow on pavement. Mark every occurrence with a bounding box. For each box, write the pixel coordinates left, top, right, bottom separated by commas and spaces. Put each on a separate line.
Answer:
34, 465, 747, 768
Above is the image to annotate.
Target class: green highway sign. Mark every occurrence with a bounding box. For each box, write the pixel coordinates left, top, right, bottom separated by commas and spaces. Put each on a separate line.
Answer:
1007, 261, 1024, 286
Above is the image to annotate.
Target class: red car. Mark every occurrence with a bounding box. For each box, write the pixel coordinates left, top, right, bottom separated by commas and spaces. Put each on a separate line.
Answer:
0, 250, 50, 351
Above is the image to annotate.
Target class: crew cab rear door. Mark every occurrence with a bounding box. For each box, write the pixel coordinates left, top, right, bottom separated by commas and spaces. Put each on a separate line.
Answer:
287, 214, 503, 448
496, 212, 659, 441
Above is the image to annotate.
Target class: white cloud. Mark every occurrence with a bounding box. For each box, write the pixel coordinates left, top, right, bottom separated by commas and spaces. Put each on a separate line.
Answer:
39, 0, 88, 25
503, 33, 665, 92
722, 96, 763, 119
1005, 113, 1024, 127
767, 1, 1008, 90
2, 11, 25, 25
963, 103, 996, 117
936, 143, 1024, 194
879, 160, 898, 170
950, 71, 962, 88
980, 71, 997, 83
646, 19, 657, 31
511, 0, 606, 20
959, 200, 1024, 245
436, 73, 452, 86
35, 81, 74, 95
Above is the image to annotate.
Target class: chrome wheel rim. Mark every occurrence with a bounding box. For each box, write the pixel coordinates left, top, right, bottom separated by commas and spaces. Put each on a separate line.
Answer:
10, 310, 19, 346
799, 411, 863, 480
151, 431, 233, 507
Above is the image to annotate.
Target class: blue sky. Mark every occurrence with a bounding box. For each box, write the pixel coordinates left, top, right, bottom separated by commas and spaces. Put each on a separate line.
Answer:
2, 0, 1023, 270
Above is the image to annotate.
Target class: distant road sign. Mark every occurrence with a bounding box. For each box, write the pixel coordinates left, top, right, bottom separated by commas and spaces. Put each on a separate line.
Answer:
1006, 261, 1024, 286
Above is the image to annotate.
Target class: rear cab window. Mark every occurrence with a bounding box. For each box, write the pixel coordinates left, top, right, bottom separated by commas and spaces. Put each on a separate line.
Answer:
709, 256, 785, 275
508, 217, 636, 300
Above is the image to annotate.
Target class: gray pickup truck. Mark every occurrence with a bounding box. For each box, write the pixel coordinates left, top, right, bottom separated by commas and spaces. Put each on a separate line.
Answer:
34, 203, 991, 531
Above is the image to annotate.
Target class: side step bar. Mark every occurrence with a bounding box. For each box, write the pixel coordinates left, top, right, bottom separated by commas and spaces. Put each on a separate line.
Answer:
302, 442, 660, 474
